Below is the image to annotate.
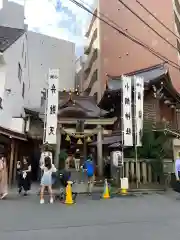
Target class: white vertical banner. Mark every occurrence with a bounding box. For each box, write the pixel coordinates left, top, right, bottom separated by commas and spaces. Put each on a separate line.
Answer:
45, 69, 59, 144
122, 75, 133, 146
134, 76, 144, 146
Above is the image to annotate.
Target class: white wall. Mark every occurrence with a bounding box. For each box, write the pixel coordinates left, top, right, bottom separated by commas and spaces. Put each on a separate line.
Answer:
25, 31, 75, 109
0, 0, 24, 29
0, 33, 28, 131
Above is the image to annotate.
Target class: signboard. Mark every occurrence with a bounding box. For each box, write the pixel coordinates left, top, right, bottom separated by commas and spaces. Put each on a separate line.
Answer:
112, 151, 123, 167
134, 76, 144, 146
45, 69, 59, 144
122, 75, 133, 146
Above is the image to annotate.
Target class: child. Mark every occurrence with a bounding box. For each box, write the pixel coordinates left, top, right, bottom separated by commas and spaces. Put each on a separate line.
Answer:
40, 156, 56, 204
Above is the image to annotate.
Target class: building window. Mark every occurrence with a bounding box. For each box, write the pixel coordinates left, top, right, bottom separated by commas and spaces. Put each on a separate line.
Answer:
40, 90, 46, 106
22, 82, 25, 98
24, 53, 26, 68
18, 63, 22, 83
22, 42, 24, 58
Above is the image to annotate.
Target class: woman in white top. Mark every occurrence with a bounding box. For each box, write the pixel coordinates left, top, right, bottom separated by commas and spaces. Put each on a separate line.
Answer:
40, 156, 56, 204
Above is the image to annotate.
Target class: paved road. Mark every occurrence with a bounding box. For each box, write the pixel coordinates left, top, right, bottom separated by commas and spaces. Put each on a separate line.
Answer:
0, 192, 180, 239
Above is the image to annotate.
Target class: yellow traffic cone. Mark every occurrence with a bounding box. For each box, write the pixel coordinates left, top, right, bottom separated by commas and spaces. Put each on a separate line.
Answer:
65, 181, 74, 204
103, 179, 110, 199
121, 188, 127, 195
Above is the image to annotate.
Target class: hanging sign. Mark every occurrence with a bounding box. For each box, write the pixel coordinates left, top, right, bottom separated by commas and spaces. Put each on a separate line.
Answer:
134, 76, 144, 146
122, 75, 133, 146
45, 69, 59, 144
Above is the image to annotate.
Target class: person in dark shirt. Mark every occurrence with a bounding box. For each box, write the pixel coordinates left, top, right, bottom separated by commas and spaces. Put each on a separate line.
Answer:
74, 149, 80, 171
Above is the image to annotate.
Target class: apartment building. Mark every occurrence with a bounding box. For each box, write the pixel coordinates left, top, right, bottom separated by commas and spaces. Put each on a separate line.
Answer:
0, 0, 76, 111
83, 0, 180, 102
173, 0, 180, 60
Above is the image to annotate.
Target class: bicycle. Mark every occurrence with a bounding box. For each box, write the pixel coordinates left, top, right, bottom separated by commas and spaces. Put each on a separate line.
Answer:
54, 173, 77, 202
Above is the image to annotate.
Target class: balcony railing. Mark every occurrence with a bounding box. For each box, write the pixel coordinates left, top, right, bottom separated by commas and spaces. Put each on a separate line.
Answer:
84, 48, 98, 75
175, 0, 180, 16
84, 59, 98, 90
84, 28, 97, 55
174, 11, 180, 36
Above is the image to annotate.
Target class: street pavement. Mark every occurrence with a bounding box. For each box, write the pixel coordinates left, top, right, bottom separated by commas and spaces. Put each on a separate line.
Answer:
1, 192, 180, 239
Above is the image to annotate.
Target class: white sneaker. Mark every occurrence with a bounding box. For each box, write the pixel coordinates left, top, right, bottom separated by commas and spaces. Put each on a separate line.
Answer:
50, 198, 53, 204
40, 199, 44, 204
1, 193, 7, 199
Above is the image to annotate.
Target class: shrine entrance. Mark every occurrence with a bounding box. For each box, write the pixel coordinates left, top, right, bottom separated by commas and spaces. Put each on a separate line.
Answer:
55, 92, 116, 176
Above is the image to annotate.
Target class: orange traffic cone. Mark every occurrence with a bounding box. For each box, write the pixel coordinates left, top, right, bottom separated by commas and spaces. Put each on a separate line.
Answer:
102, 179, 110, 199
65, 181, 74, 204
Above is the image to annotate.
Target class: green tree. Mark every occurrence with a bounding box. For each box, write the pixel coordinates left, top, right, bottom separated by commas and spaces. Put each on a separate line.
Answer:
138, 122, 170, 159
129, 122, 172, 176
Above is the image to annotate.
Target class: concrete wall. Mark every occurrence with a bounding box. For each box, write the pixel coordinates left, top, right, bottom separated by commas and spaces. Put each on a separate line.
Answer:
0, 33, 28, 131
25, 31, 75, 109
0, 0, 24, 29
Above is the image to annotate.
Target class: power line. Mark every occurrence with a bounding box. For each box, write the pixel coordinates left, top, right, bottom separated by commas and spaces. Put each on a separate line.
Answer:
136, 0, 180, 42
118, 0, 179, 52
68, 0, 180, 70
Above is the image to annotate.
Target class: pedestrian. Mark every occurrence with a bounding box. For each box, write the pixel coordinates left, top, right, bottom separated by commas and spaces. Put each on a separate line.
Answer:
65, 154, 71, 170
81, 154, 95, 195
175, 152, 180, 182
17, 157, 31, 196
38, 144, 53, 194
40, 156, 56, 204
74, 149, 80, 171
0, 155, 8, 199
39, 144, 53, 169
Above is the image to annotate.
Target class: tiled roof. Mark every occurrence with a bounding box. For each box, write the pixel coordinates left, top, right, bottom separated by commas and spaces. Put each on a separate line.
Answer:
0, 26, 25, 53
106, 63, 168, 90
59, 94, 108, 118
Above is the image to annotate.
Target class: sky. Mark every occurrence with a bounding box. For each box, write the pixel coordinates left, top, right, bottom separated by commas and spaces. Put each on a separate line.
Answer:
11, 0, 95, 56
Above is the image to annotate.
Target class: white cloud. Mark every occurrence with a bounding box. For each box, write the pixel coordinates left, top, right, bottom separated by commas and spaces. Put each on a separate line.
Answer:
11, 0, 95, 55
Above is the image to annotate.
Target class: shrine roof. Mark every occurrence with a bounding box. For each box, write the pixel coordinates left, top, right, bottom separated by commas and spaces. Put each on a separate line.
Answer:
99, 63, 180, 111
58, 93, 108, 118
100, 63, 180, 105
106, 63, 168, 91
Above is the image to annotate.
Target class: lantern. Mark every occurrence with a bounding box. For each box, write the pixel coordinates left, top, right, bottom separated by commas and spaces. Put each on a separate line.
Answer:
77, 138, 83, 144
65, 134, 70, 141
86, 136, 92, 142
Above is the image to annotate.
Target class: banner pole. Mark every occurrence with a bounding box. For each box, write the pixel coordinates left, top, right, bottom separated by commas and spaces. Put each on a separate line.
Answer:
134, 117, 139, 189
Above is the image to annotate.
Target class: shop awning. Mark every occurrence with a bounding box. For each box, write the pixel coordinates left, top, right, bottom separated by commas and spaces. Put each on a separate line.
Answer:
0, 126, 27, 141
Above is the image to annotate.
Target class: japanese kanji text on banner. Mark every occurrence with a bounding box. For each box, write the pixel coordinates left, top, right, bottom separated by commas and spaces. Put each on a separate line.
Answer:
122, 75, 133, 146
134, 76, 144, 146
45, 69, 59, 144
